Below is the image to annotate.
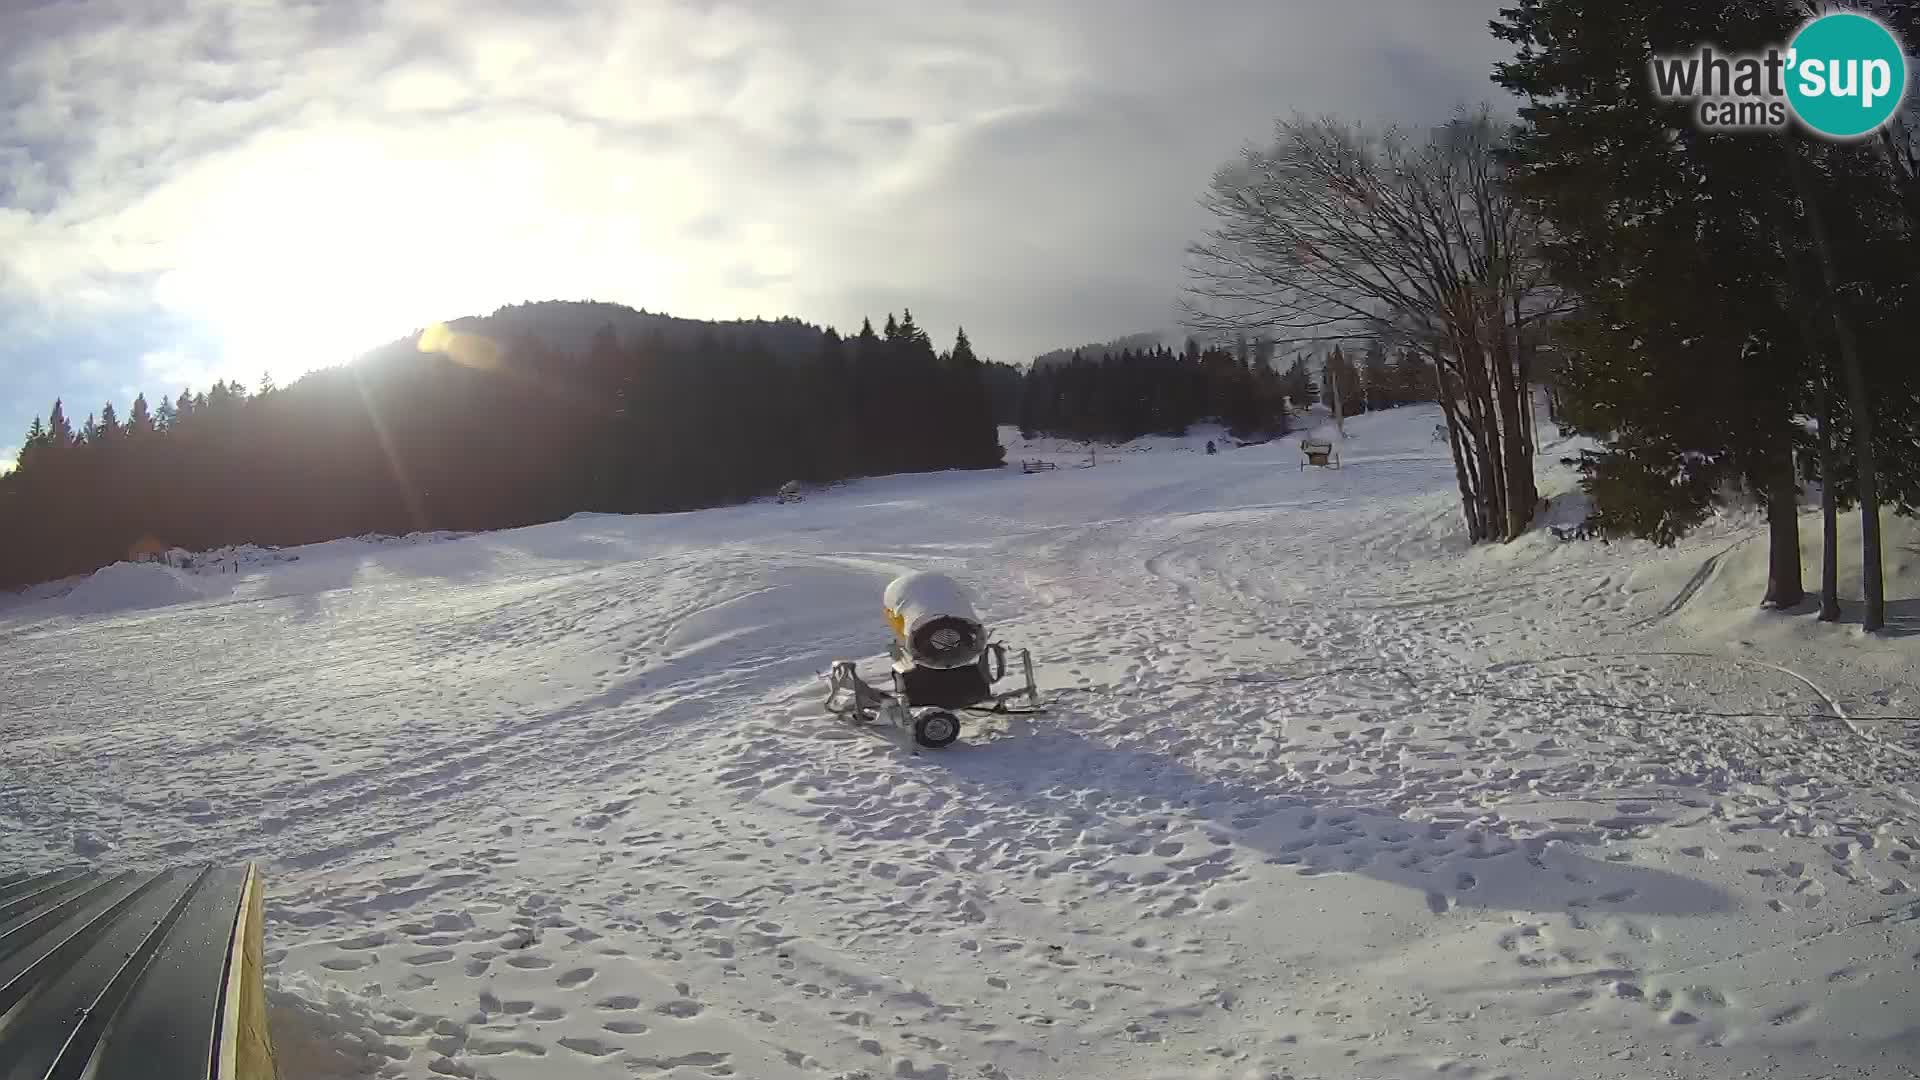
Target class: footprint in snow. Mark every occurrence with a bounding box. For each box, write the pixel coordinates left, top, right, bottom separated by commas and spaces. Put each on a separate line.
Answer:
1769, 1002, 1812, 1026
559, 1037, 621, 1057
603, 1019, 650, 1035
465, 1038, 546, 1057
626, 1052, 731, 1071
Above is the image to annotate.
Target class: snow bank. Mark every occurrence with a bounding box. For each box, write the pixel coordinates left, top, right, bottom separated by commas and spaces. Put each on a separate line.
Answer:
48, 561, 210, 616
185, 532, 471, 575
0, 572, 88, 612
1667, 506, 1920, 685
0, 531, 484, 624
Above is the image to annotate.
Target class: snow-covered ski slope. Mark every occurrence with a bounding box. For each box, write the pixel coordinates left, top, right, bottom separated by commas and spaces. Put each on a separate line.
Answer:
4, 404, 1918, 1080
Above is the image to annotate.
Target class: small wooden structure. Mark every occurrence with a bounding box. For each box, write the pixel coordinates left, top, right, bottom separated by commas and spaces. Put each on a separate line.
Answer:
0, 862, 279, 1079
1020, 460, 1057, 474
1299, 439, 1341, 470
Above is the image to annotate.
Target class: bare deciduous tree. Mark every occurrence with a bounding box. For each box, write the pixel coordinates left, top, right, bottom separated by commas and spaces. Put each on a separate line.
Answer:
1183, 107, 1563, 542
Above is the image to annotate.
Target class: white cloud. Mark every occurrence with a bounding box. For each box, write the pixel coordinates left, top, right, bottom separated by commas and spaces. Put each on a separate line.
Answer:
0, 446, 16, 475
139, 348, 224, 393
1, 0, 1513, 429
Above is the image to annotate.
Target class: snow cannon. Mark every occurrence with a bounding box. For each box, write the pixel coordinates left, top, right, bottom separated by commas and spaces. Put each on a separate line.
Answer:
825, 572, 1042, 749
884, 571, 986, 670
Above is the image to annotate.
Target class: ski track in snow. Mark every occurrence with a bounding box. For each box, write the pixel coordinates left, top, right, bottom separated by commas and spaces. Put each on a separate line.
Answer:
4, 407, 1918, 1080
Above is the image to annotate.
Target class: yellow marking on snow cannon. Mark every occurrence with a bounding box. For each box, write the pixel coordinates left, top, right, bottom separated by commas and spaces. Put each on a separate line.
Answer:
883, 571, 986, 670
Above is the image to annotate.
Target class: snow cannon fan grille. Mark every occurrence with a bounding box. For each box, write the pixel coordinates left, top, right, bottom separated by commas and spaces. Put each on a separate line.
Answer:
909, 615, 983, 669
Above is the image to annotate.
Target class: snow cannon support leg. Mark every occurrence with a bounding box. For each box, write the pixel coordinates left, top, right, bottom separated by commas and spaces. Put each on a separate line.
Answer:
825, 661, 962, 749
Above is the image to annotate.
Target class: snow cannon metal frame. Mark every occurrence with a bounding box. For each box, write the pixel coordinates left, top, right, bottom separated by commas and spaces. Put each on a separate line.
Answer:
824, 571, 1041, 748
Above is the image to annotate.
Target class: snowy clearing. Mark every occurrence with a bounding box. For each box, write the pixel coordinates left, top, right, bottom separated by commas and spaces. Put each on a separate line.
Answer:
4, 405, 1917, 1080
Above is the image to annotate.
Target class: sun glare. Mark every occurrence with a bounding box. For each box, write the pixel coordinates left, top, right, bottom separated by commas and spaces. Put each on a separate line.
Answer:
416, 322, 503, 370
145, 128, 631, 390
133, 116, 700, 396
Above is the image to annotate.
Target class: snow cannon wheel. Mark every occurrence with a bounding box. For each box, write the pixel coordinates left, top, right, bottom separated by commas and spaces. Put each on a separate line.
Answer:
913, 710, 961, 749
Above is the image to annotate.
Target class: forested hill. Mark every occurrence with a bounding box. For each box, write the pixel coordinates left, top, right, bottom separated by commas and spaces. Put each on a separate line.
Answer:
1, 304, 1004, 590
1031, 331, 1175, 369
445, 300, 835, 361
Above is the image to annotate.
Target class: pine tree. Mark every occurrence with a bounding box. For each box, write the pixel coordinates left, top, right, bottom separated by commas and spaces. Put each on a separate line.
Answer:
128, 393, 153, 437
852, 317, 887, 473
898, 309, 932, 350
1325, 347, 1362, 419
154, 396, 177, 431
1253, 336, 1277, 375
1361, 340, 1393, 410
259, 371, 277, 396
81, 412, 100, 445
979, 360, 1023, 425
1021, 359, 1070, 439
950, 328, 978, 366
948, 327, 1002, 466
47, 399, 71, 448
176, 389, 197, 425
1393, 349, 1435, 404
1494, 0, 1815, 603
1279, 355, 1319, 410
97, 402, 121, 440
17, 417, 46, 470
809, 328, 858, 481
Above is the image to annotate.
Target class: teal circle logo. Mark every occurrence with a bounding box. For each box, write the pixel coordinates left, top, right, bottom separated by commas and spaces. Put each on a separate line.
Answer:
1786, 12, 1909, 138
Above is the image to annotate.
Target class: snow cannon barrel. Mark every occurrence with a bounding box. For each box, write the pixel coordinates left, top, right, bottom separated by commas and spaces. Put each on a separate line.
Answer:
883, 571, 986, 670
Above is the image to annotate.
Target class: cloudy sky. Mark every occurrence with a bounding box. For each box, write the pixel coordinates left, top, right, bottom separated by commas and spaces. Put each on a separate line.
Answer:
1, 0, 1512, 471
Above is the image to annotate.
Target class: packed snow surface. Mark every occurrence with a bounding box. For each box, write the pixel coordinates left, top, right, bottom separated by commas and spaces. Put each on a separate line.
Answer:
4, 405, 1918, 1080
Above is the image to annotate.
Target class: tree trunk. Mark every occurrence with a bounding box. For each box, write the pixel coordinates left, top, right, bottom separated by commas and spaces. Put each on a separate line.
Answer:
1790, 144, 1885, 631
1433, 354, 1485, 542
1452, 331, 1505, 538
1515, 294, 1541, 455
1492, 307, 1537, 540
1773, 211, 1838, 622
1818, 386, 1841, 622
1762, 449, 1804, 608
